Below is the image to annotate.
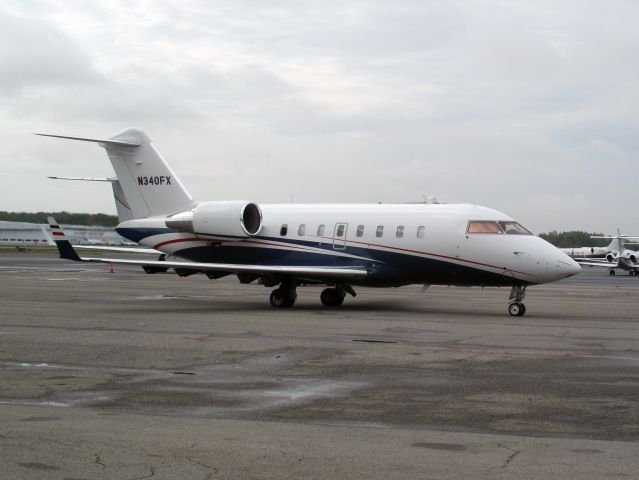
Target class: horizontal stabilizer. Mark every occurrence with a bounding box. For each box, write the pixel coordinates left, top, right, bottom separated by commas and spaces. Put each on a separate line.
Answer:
591, 235, 639, 239
48, 176, 116, 182
35, 133, 141, 147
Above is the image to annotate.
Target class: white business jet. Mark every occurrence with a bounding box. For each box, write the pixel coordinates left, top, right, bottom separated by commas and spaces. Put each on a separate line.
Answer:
561, 242, 614, 260
575, 231, 639, 276
39, 128, 580, 316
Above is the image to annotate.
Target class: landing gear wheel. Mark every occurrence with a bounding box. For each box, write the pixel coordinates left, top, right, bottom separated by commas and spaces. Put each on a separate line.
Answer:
320, 288, 344, 307
270, 288, 296, 308
609, 270, 616, 276
508, 302, 526, 317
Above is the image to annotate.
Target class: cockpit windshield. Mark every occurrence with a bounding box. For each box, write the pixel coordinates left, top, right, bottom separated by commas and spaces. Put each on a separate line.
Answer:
498, 221, 532, 235
467, 220, 532, 235
467, 221, 503, 233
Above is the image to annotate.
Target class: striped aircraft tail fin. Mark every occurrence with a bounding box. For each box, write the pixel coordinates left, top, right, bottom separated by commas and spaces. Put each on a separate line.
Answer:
47, 217, 81, 261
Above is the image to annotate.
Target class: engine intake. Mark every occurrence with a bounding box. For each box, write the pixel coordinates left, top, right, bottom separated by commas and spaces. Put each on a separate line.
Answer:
166, 201, 263, 238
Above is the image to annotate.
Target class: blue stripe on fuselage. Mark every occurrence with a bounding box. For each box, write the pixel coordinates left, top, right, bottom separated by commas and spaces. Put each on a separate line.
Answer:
116, 227, 531, 287
116, 227, 175, 243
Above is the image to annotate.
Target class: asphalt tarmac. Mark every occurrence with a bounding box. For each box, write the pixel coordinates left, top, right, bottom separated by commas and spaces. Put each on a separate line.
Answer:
1, 251, 638, 479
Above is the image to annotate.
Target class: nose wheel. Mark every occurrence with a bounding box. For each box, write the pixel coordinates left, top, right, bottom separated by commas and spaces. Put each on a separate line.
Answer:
508, 302, 526, 316
508, 285, 527, 316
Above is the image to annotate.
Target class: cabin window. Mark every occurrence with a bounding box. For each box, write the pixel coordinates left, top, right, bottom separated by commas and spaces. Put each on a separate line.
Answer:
466, 221, 503, 234
336, 224, 345, 237
376, 225, 384, 238
356, 225, 364, 237
498, 221, 532, 235
280, 224, 288, 236
417, 226, 425, 238
298, 224, 306, 236
317, 224, 325, 236
396, 226, 404, 238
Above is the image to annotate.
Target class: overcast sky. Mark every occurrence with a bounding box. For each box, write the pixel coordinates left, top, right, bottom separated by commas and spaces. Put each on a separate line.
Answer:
1, 0, 638, 234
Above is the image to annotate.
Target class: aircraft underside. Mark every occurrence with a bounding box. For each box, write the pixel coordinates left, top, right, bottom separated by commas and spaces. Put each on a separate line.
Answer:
169, 243, 530, 288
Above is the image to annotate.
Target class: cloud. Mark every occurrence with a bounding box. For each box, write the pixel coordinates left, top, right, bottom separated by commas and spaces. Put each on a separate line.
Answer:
1, 0, 638, 233
0, 4, 100, 93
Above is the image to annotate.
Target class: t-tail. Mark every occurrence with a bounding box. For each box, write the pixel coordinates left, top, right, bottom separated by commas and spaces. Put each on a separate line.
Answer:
37, 128, 197, 220
591, 229, 639, 254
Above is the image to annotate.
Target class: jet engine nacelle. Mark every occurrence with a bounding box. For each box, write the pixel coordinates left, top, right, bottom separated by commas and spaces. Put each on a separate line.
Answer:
630, 254, 637, 263
606, 253, 617, 262
166, 201, 263, 238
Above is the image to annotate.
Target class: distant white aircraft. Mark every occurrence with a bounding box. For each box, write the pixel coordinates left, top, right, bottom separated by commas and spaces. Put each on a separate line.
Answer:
561, 241, 614, 260
39, 128, 580, 316
575, 231, 639, 276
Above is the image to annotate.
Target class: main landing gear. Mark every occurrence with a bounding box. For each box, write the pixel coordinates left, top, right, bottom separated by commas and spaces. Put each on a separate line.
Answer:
321, 284, 356, 307
268, 280, 356, 308
269, 278, 297, 308
508, 285, 527, 317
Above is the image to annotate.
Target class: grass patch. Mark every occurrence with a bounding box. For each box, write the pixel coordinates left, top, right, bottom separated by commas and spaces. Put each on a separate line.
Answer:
0, 246, 58, 254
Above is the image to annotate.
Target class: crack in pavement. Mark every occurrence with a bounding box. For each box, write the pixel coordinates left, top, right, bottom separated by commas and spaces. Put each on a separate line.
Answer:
94, 452, 107, 470
500, 444, 522, 469
128, 465, 155, 479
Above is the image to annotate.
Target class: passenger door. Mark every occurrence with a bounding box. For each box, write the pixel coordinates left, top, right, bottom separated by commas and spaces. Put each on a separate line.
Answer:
333, 223, 348, 250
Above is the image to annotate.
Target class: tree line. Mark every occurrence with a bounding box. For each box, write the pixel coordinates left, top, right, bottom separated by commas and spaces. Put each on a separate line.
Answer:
538, 230, 610, 248
0, 211, 118, 227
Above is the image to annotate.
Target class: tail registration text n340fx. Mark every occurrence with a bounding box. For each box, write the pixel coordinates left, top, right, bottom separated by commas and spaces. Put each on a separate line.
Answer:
39, 128, 581, 316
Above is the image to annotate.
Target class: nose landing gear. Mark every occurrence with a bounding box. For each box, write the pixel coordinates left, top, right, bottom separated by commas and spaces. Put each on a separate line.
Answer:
508, 285, 527, 316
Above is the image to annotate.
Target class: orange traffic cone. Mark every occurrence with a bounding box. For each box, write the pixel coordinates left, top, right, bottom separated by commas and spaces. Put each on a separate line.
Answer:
108, 263, 114, 273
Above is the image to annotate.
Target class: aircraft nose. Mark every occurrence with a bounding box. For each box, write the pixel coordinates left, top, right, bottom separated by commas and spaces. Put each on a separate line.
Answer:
555, 253, 582, 278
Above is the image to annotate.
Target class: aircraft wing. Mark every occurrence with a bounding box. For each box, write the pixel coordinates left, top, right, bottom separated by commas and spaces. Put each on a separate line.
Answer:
74, 245, 163, 255
69, 256, 367, 280
574, 259, 618, 268
47, 217, 367, 281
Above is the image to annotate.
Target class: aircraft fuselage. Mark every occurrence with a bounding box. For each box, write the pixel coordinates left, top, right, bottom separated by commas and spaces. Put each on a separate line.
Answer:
116, 203, 579, 288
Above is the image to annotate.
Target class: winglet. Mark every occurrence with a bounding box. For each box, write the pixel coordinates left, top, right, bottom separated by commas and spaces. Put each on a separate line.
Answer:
47, 217, 81, 261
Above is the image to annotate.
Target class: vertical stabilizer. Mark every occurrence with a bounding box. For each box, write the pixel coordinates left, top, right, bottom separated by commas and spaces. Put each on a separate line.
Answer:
103, 128, 196, 218
110, 180, 135, 222
38, 129, 197, 219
